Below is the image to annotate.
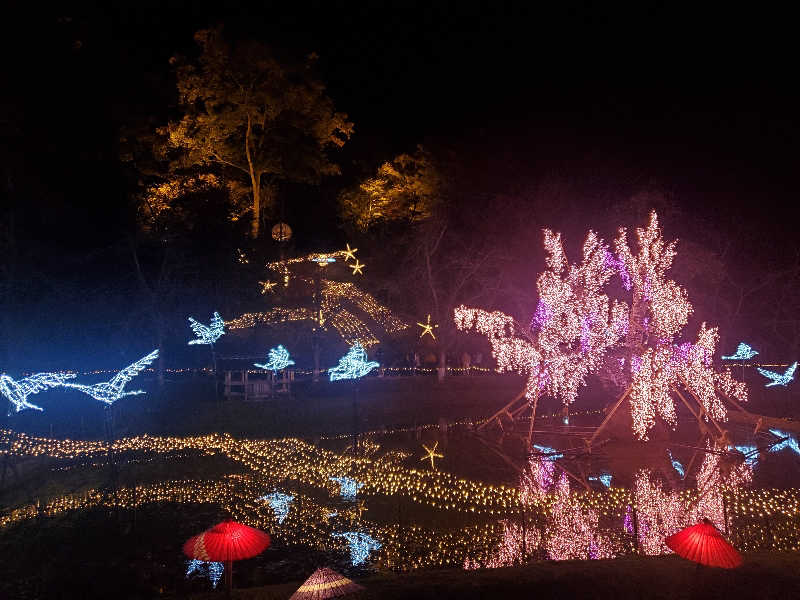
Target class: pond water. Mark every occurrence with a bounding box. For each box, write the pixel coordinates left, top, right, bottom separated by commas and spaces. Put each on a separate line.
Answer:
1, 411, 800, 595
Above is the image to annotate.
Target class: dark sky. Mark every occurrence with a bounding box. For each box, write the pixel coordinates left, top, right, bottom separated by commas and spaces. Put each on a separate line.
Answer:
1, 2, 797, 258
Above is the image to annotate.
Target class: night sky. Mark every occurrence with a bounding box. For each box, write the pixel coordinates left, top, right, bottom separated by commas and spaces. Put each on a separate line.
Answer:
2, 2, 798, 368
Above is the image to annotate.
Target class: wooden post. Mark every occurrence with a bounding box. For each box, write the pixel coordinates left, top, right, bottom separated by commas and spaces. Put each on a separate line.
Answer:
587, 385, 632, 448
526, 393, 539, 450
478, 389, 526, 431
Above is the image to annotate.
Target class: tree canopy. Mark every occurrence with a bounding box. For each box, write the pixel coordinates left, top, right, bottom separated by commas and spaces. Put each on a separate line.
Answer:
160, 27, 353, 238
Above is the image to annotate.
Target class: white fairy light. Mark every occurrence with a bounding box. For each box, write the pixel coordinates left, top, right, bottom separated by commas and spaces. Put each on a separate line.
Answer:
258, 491, 294, 524
757, 362, 797, 387
332, 531, 381, 566
62, 350, 158, 404
722, 343, 758, 361
185, 559, 223, 588
254, 345, 295, 372
0, 372, 77, 413
330, 476, 364, 499
187, 312, 225, 345
329, 342, 379, 381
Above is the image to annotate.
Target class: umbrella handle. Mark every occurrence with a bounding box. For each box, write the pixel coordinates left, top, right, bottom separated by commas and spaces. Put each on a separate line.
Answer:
226, 559, 233, 597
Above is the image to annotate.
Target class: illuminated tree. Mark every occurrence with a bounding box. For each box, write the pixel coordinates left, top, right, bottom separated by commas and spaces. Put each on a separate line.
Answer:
456, 211, 751, 443
160, 27, 353, 238
338, 146, 441, 231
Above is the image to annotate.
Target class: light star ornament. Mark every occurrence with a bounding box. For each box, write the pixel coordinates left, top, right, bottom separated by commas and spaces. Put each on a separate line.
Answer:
328, 342, 379, 381
0, 372, 77, 413
757, 362, 797, 387
349, 260, 365, 275
343, 243, 358, 262
62, 349, 159, 404
254, 345, 295, 373
417, 314, 439, 340
187, 311, 225, 345
420, 441, 444, 469
259, 280, 277, 294
722, 343, 759, 361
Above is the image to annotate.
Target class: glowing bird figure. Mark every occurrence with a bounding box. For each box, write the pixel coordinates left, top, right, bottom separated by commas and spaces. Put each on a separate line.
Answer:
343, 243, 358, 262
258, 491, 294, 524
328, 342, 379, 381
532, 444, 564, 460
185, 559, 223, 588
667, 450, 685, 478
769, 429, 800, 456
332, 532, 381, 566
62, 349, 159, 404
420, 441, 444, 469
330, 476, 364, 499
417, 314, 439, 340
187, 312, 225, 345
254, 345, 295, 373
588, 474, 612, 487
0, 372, 77, 413
722, 343, 758, 361
349, 260, 365, 275
758, 362, 797, 387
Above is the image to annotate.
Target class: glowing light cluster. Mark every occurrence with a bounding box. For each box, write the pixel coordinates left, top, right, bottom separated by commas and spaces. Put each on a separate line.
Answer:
254, 345, 295, 372
187, 312, 225, 345
332, 532, 382, 565
1, 372, 77, 413
330, 476, 364, 499
258, 491, 294, 524
329, 343, 379, 381
722, 343, 758, 361
62, 349, 159, 405
226, 307, 315, 329
758, 362, 797, 387
667, 450, 685, 478
186, 559, 223, 588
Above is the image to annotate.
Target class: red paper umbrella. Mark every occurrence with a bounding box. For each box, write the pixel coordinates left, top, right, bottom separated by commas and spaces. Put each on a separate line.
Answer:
665, 518, 743, 569
289, 567, 365, 599
183, 520, 271, 562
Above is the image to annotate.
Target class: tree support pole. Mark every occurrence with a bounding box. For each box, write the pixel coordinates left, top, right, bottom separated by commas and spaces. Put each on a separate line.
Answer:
586, 385, 632, 449
478, 389, 526, 431
526, 392, 539, 450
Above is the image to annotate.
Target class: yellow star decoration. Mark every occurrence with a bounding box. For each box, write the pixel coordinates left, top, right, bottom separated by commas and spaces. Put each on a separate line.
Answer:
417, 314, 438, 339
356, 500, 368, 520
259, 280, 277, 294
350, 260, 365, 275
343, 243, 358, 262
420, 441, 444, 469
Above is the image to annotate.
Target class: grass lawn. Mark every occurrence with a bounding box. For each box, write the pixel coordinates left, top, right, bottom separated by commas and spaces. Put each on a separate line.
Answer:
189, 553, 800, 600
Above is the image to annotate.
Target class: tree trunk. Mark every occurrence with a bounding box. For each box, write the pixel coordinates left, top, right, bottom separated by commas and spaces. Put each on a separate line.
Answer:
245, 114, 261, 239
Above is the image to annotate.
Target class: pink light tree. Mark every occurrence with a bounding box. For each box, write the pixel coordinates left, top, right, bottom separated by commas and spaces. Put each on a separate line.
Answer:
455, 211, 749, 447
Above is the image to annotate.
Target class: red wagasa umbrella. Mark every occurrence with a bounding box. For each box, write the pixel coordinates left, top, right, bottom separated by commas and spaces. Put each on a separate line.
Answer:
184, 520, 271, 593
665, 518, 743, 569
289, 567, 365, 599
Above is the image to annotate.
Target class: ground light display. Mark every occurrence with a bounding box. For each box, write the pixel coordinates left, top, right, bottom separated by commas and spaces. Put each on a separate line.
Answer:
2, 5, 799, 598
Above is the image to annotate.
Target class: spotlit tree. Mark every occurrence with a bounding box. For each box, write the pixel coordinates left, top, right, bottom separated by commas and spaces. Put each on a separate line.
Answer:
160, 27, 353, 238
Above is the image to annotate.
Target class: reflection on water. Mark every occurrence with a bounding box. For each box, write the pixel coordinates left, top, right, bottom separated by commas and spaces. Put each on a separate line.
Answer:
1, 429, 800, 572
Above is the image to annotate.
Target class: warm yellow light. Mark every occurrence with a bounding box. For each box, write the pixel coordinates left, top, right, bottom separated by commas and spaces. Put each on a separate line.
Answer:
343, 243, 358, 262
350, 260, 365, 275
417, 314, 439, 340
420, 441, 444, 469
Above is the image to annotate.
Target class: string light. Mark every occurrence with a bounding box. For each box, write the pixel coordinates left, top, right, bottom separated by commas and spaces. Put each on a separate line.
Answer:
329, 342, 379, 381
258, 491, 294, 524
349, 260, 365, 275
417, 314, 438, 340
185, 559, 223, 588
332, 532, 382, 566
0, 372, 77, 413
769, 430, 800, 455
420, 442, 444, 469
722, 343, 758, 361
62, 350, 159, 404
187, 312, 225, 345
259, 280, 277, 294
757, 362, 797, 387
588, 474, 612, 488
343, 244, 358, 262
254, 345, 295, 373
